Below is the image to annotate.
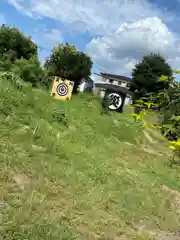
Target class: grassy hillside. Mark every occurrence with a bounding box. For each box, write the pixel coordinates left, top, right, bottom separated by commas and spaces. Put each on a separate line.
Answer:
0, 74, 180, 240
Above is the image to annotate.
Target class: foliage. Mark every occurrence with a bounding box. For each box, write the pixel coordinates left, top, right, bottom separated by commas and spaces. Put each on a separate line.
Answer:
51, 107, 69, 126
44, 43, 93, 92
0, 55, 13, 71
0, 25, 47, 87
153, 77, 180, 141
159, 80, 180, 118
0, 24, 37, 67
0, 71, 23, 90
168, 139, 180, 166
12, 56, 45, 87
130, 53, 173, 98
0, 72, 23, 116
130, 72, 180, 166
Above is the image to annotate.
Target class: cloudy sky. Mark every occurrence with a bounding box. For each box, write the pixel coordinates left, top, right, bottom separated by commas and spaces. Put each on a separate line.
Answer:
1, 0, 180, 81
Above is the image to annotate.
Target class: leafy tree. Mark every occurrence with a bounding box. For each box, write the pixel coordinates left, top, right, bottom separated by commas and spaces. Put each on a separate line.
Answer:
0, 25, 48, 87
0, 24, 37, 68
130, 53, 173, 98
44, 43, 93, 92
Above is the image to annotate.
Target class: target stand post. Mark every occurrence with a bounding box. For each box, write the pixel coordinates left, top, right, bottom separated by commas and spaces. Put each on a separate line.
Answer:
51, 76, 74, 101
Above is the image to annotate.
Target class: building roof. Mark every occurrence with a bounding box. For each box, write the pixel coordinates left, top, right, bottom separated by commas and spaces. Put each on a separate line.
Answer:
95, 83, 133, 95
100, 72, 132, 82
81, 76, 93, 83
87, 76, 93, 82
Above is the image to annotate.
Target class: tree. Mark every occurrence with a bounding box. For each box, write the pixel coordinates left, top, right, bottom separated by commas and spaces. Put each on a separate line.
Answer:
0, 24, 37, 67
0, 25, 48, 87
130, 53, 173, 98
44, 43, 93, 92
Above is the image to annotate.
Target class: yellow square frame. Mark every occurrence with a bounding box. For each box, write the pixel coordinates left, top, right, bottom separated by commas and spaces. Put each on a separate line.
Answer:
51, 76, 74, 100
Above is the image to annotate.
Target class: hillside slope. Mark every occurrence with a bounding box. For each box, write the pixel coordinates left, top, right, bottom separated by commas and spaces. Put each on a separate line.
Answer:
0, 75, 180, 240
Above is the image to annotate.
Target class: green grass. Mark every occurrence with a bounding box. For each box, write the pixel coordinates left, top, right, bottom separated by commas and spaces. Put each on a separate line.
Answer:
0, 76, 180, 239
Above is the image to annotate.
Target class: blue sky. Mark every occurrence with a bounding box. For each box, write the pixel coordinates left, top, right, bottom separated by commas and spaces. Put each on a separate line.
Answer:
1, 0, 180, 81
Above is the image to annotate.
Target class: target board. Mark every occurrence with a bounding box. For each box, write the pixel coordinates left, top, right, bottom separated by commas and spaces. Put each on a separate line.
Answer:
102, 91, 126, 113
51, 76, 74, 100
107, 93, 123, 110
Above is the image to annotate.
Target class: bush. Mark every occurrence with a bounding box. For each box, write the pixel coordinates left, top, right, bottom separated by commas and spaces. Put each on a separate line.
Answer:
0, 72, 23, 116
51, 108, 69, 126
12, 56, 45, 87
154, 80, 180, 140
0, 71, 23, 90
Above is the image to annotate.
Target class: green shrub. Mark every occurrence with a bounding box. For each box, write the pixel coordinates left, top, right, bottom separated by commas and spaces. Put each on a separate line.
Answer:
129, 72, 180, 166
12, 56, 44, 87
0, 71, 23, 90
155, 81, 180, 140
51, 107, 69, 126
0, 73, 23, 116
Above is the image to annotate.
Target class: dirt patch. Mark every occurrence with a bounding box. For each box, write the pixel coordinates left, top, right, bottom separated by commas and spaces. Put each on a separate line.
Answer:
147, 127, 166, 142
141, 144, 163, 156
131, 222, 180, 239
11, 172, 29, 190
162, 185, 180, 196
32, 144, 46, 152
124, 142, 134, 146
162, 185, 180, 214
143, 130, 155, 143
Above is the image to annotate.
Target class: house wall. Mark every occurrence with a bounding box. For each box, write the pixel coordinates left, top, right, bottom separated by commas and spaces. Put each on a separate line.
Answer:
113, 80, 119, 85
120, 82, 127, 88
94, 89, 132, 106
124, 94, 132, 105
94, 75, 133, 105
102, 77, 109, 84
94, 73, 132, 106
78, 80, 94, 92
99, 89, 106, 98
78, 81, 86, 92
100, 76, 129, 89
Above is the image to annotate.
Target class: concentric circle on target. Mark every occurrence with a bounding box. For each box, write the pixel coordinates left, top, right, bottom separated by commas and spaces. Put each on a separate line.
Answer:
56, 83, 69, 96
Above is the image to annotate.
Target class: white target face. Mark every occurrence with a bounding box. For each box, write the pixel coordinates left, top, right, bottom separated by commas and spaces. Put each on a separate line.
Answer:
108, 93, 122, 110
56, 83, 69, 96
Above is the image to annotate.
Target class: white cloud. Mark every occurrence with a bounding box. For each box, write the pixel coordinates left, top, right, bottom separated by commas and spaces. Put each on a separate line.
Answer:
31, 26, 63, 65
44, 29, 63, 43
87, 17, 180, 76
7, 0, 23, 11
7, 0, 175, 35
32, 25, 63, 47
7, 0, 33, 17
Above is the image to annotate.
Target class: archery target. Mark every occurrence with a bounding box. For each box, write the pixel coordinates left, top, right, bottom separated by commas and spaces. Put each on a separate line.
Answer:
57, 83, 69, 96
108, 93, 122, 110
